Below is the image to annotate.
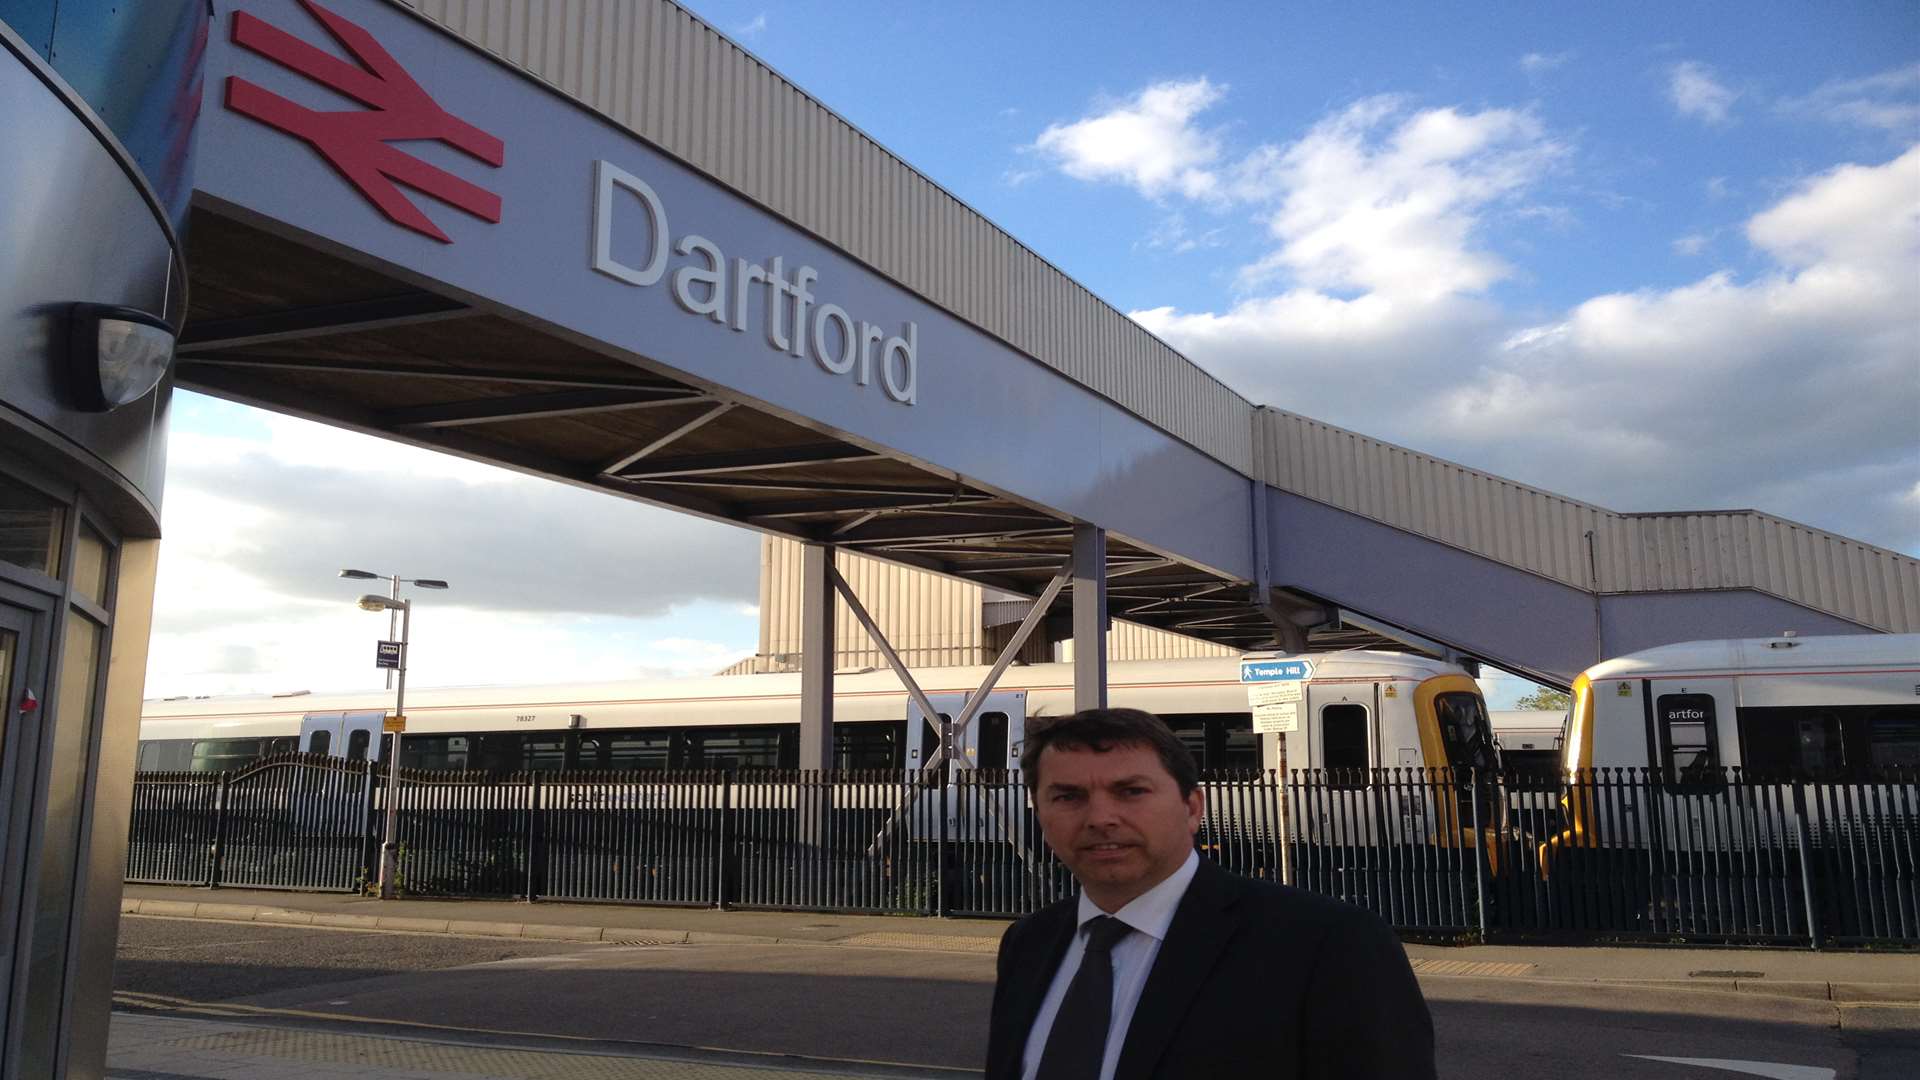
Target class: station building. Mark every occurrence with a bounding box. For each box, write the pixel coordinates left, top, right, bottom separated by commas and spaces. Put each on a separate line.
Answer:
3, 2, 1915, 1076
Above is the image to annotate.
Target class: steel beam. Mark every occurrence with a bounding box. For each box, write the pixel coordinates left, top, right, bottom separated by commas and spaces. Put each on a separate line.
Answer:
176, 354, 688, 391
941, 569, 1071, 763
382, 388, 702, 429
177, 293, 474, 351
618, 444, 878, 479
1073, 524, 1108, 711
597, 402, 735, 475
799, 544, 835, 773
827, 565, 948, 752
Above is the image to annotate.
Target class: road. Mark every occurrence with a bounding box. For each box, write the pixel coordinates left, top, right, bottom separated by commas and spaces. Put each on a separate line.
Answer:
116, 916, 1920, 1078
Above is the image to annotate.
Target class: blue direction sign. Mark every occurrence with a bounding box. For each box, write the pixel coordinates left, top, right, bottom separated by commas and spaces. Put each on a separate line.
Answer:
376, 641, 402, 670
1240, 658, 1312, 683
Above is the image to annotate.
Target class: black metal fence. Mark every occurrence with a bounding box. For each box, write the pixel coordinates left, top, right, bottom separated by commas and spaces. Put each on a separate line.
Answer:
126, 757, 1918, 947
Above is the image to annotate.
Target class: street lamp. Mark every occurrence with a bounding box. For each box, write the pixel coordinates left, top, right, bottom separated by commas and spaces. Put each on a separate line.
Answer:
339, 569, 447, 688
345, 572, 449, 900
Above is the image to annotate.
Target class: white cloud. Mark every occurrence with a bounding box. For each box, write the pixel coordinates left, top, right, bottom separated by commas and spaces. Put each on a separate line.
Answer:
1030, 78, 1226, 200
1519, 51, 1572, 77
1134, 134, 1920, 552
1672, 232, 1711, 256
1779, 63, 1920, 133
149, 397, 762, 696
1669, 61, 1739, 125
1229, 97, 1565, 301
736, 13, 767, 38
1704, 176, 1732, 200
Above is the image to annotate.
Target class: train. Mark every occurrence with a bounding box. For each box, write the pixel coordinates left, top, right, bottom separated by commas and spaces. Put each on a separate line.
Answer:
139, 650, 1520, 781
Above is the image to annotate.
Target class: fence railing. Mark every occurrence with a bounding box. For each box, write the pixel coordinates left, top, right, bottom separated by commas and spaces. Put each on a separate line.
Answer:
126, 756, 1918, 947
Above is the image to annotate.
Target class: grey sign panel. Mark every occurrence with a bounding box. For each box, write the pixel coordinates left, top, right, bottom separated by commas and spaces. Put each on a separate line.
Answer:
190, 0, 1253, 581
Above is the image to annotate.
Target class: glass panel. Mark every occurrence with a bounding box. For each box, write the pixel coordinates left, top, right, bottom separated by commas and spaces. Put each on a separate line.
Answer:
0, 628, 13, 778
525, 735, 567, 773
1322, 704, 1369, 772
833, 723, 898, 770
0, 476, 64, 579
18, 613, 101, 1076
71, 522, 110, 606
687, 727, 784, 769
976, 712, 1008, 771
1435, 692, 1499, 771
345, 730, 370, 762
604, 731, 670, 770
189, 738, 263, 772
307, 730, 331, 756
1869, 709, 1920, 768
1657, 694, 1720, 785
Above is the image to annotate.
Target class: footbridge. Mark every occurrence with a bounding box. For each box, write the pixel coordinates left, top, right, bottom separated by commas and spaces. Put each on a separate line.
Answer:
177, 0, 1914, 708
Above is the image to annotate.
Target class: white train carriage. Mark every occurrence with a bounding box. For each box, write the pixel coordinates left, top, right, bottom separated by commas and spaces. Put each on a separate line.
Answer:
138, 656, 1268, 776
1547, 633, 1920, 863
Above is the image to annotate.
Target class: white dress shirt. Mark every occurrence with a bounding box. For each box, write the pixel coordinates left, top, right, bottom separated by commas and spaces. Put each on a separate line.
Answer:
1020, 850, 1200, 1080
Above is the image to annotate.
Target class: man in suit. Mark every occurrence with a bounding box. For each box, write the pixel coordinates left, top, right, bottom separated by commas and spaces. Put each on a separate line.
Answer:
986, 708, 1434, 1080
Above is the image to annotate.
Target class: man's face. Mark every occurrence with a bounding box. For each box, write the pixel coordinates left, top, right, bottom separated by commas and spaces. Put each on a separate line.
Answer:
1031, 741, 1204, 912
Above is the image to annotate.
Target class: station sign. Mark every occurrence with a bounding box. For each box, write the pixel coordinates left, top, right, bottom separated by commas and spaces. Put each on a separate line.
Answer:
383, 715, 406, 733
1242, 658, 1311, 734
375, 640, 402, 669
1240, 658, 1312, 683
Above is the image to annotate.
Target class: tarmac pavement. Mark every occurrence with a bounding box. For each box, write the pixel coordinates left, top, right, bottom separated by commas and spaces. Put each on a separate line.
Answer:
111, 884, 1920, 1078
121, 883, 1920, 1003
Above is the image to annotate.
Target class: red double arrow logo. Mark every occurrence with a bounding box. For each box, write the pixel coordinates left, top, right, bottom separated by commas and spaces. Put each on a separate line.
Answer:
226, 0, 504, 243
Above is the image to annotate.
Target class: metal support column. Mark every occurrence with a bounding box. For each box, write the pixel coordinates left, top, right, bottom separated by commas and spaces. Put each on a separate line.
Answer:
1073, 524, 1108, 711
799, 543, 835, 772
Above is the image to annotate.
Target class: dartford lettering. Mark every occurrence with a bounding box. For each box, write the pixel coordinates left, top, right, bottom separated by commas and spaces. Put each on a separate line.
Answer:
591, 160, 918, 405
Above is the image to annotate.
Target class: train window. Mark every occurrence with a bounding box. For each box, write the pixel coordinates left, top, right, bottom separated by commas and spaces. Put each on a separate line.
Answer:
190, 738, 265, 772
1321, 704, 1369, 777
345, 729, 371, 762
604, 731, 671, 770
1737, 708, 1844, 779
1656, 694, 1721, 787
1434, 693, 1498, 771
834, 722, 899, 770
1868, 708, 1920, 769
1219, 723, 1259, 769
267, 736, 297, 757
977, 712, 1008, 771
137, 739, 194, 771
402, 735, 470, 771
1501, 749, 1562, 791
308, 730, 331, 756
687, 727, 785, 770
525, 735, 567, 773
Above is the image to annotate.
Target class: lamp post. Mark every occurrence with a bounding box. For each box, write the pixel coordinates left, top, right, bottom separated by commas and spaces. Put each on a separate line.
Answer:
343, 571, 447, 900
339, 570, 447, 688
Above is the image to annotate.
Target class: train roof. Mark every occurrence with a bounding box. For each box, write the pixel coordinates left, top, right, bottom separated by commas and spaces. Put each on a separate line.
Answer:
1583, 633, 1920, 682
1244, 649, 1469, 682
140, 655, 1254, 723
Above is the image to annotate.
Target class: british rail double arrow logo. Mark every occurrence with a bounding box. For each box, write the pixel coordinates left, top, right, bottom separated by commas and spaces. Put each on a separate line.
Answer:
226, 0, 505, 243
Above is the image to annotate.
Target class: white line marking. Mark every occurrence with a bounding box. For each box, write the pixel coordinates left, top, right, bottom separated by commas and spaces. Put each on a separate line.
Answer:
1625, 1055, 1837, 1079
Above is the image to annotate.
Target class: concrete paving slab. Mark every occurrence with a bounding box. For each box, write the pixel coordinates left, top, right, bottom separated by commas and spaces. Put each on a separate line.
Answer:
375, 916, 452, 934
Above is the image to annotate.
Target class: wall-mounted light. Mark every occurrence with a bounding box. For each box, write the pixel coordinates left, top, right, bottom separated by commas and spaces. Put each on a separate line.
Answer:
68, 303, 175, 411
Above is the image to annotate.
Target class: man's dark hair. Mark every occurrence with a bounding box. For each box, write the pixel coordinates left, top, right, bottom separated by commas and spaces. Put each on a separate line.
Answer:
1020, 707, 1200, 796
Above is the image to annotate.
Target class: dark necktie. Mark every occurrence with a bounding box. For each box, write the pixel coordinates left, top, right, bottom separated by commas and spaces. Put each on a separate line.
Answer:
1035, 915, 1133, 1080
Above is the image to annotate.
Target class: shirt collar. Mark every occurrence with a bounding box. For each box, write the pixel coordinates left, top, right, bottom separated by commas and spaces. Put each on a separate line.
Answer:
1074, 850, 1200, 943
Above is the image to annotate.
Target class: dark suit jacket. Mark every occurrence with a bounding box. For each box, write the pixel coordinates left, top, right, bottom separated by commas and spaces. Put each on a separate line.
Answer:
986, 860, 1435, 1080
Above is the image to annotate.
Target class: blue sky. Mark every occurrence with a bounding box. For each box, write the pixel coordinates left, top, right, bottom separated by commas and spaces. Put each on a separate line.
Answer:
152, 3, 1917, 702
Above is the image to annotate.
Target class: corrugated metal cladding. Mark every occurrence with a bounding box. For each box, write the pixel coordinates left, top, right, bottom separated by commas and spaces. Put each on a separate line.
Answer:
1253, 408, 1920, 633
740, 538, 1236, 674
400, 0, 1255, 473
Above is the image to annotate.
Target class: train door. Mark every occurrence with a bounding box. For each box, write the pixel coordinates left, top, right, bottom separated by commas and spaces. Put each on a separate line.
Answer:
299, 711, 387, 761
904, 691, 1026, 773
903, 691, 1026, 845
1298, 683, 1379, 845
1645, 677, 1736, 857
